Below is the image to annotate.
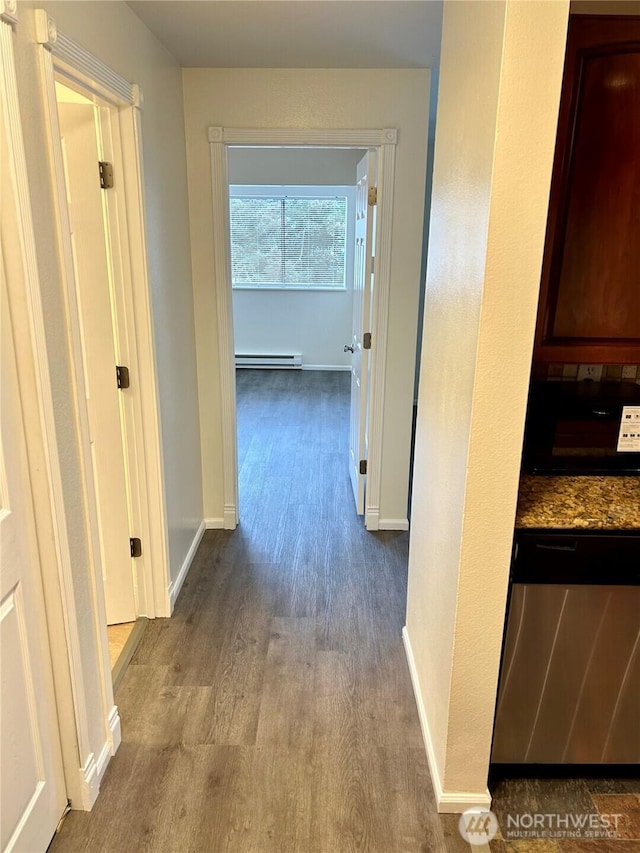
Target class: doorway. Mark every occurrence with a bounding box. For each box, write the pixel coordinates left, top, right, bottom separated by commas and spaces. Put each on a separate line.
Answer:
228, 145, 371, 519
55, 81, 136, 630
45, 62, 169, 697
208, 127, 397, 531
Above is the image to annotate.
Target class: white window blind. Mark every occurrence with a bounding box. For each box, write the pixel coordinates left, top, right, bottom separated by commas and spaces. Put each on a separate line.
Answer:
229, 194, 348, 289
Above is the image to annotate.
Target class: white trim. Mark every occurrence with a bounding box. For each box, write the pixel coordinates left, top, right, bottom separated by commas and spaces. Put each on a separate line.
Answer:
168, 521, 206, 608
402, 627, 492, 814
210, 127, 397, 531
106, 704, 121, 757
365, 508, 379, 530
363, 142, 396, 532
204, 517, 225, 529
210, 135, 239, 529
122, 101, 171, 619
35, 9, 134, 107
96, 703, 120, 783
302, 364, 351, 372
79, 753, 100, 808
215, 126, 398, 147
0, 0, 18, 25
1, 11, 96, 809
378, 518, 409, 531
39, 46, 119, 805
35, 14, 170, 806
39, 15, 171, 617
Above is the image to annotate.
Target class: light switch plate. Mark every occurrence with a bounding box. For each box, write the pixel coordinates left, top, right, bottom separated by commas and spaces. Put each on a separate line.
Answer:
622, 365, 638, 380
577, 364, 603, 382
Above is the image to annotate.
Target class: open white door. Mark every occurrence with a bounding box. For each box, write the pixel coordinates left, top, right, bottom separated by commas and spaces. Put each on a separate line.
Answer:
1, 134, 67, 852
348, 151, 376, 514
57, 90, 136, 625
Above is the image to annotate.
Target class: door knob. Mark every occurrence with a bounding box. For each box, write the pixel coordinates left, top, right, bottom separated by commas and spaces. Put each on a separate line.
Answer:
344, 344, 354, 353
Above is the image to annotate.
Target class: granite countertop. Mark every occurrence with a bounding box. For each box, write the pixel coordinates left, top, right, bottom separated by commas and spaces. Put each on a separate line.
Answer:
516, 475, 640, 530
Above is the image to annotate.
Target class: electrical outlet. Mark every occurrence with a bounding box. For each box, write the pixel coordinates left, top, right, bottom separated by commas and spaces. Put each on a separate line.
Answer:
577, 364, 603, 382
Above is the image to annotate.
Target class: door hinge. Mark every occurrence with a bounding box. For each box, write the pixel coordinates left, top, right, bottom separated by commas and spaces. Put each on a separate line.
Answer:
116, 365, 130, 389
368, 186, 378, 207
55, 800, 73, 835
359, 459, 367, 476
363, 332, 372, 350
130, 537, 142, 558
99, 161, 114, 189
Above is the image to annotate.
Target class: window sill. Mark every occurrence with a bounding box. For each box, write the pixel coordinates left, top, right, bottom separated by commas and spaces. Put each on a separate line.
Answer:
232, 286, 348, 293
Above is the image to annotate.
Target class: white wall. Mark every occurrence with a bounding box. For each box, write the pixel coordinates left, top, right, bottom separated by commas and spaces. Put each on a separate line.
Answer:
183, 68, 430, 525
405, 0, 569, 810
12, 0, 201, 793
230, 147, 359, 369
19, 0, 202, 585
228, 146, 363, 186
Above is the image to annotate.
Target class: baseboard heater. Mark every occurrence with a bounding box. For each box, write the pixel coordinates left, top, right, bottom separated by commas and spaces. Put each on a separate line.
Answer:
235, 353, 302, 369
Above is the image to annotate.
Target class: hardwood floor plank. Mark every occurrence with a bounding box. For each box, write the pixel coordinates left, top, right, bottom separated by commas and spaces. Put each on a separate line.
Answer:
51, 370, 465, 853
255, 617, 317, 749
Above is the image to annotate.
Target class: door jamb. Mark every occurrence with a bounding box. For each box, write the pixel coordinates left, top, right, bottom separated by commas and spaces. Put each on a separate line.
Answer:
208, 126, 397, 530
32, 10, 170, 804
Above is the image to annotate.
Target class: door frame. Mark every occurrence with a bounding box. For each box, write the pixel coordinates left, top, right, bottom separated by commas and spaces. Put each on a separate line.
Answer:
25, 10, 169, 806
36, 12, 170, 619
208, 126, 397, 530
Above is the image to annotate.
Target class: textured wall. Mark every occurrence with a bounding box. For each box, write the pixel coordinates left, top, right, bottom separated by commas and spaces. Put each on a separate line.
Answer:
406, 0, 570, 806
183, 68, 430, 525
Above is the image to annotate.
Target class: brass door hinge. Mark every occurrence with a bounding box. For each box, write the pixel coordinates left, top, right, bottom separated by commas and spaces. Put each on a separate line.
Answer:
368, 186, 377, 207
99, 161, 114, 189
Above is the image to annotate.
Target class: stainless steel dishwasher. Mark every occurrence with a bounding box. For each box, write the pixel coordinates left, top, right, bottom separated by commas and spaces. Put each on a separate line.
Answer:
491, 530, 640, 767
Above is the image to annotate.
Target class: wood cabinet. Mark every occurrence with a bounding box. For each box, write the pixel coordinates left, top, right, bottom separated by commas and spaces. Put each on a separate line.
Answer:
534, 15, 640, 364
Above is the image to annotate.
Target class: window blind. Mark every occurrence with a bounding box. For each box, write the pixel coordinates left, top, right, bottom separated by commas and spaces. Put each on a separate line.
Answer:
229, 196, 347, 289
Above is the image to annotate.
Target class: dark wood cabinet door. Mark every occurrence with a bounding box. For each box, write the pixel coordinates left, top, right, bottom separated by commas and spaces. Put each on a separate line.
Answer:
534, 16, 640, 364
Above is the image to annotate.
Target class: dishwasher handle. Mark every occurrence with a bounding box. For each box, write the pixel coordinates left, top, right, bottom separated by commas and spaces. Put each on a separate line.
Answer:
535, 541, 578, 552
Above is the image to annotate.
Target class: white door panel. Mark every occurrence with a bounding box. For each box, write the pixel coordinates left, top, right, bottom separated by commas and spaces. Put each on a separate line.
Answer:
1, 136, 66, 849
348, 151, 376, 514
57, 98, 135, 625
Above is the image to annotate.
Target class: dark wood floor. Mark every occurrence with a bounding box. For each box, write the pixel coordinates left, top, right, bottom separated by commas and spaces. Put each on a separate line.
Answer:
51, 370, 639, 853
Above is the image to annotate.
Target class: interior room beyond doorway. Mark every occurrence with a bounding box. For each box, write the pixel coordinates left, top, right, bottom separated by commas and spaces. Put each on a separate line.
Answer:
228, 146, 364, 375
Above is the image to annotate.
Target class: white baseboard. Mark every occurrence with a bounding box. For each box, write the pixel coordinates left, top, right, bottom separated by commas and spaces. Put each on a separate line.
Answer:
106, 704, 121, 756
365, 507, 379, 530
204, 517, 224, 529
79, 752, 100, 809
378, 518, 410, 531
402, 626, 492, 814
168, 520, 205, 608
301, 364, 351, 371
223, 505, 237, 530
96, 739, 112, 784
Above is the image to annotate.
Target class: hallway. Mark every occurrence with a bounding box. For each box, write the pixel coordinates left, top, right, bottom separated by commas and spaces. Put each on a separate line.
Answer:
51, 370, 467, 852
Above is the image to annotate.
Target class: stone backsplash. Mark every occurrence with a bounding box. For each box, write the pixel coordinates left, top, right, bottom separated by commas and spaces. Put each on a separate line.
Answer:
532, 363, 640, 382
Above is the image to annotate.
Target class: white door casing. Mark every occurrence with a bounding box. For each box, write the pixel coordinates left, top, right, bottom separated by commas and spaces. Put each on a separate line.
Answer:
1, 114, 67, 852
57, 94, 136, 625
208, 127, 397, 531
348, 150, 376, 514
30, 13, 170, 806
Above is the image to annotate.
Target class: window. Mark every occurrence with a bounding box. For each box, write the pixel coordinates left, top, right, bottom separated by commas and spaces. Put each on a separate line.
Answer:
229, 186, 351, 290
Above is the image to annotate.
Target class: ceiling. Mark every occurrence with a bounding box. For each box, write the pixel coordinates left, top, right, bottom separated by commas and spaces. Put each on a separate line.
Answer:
126, 1, 444, 69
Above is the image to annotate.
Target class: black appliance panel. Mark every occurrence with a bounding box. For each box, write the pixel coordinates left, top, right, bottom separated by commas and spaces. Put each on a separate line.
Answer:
523, 380, 640, 475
